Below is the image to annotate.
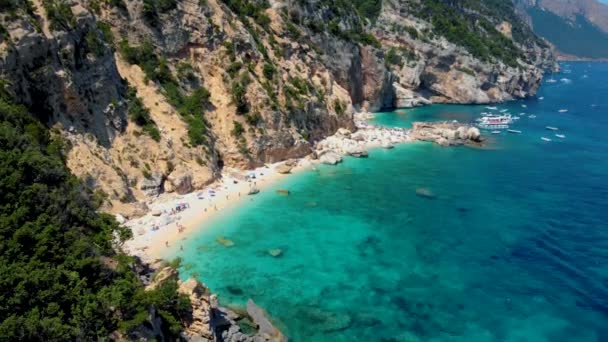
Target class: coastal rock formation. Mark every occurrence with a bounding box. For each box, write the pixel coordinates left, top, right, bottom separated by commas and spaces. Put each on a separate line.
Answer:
0, 0, 556, 219
178, 279, 215, 341
137, 265, 287, 342
319, 151, 343, 165
246, 299, 287, 342
410, 122, 483, 146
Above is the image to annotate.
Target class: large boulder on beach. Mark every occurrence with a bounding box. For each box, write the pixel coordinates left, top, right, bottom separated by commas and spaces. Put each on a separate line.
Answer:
140, 173, 164, 197
320, 151, 343, 165
166, 169, 193, 195
335, 128, 352, 138
275, 163, 293, 174
350, 131, 366, 142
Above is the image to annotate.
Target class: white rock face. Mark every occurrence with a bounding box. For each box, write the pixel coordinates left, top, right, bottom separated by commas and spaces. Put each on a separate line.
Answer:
319, 151, 343, 165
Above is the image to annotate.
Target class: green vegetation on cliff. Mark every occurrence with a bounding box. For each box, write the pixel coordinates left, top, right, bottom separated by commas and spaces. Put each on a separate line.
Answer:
119, 40, 211, 146
0, 86, 188, 340
415, 0, 524, 67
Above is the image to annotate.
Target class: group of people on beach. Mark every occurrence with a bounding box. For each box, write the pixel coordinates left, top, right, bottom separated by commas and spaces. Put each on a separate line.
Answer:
170, 202, 190, 215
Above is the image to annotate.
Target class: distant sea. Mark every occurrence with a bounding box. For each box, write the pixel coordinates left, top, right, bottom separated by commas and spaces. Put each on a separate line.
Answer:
175, 62, 608, 341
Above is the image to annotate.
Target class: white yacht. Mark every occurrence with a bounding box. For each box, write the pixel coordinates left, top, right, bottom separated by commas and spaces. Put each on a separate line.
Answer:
477, 115, 512, 129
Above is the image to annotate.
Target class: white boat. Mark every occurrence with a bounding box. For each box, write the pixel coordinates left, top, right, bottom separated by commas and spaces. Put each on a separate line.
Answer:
558, 109, 568, 113
491, 131, 501, 134
529, 115, 537, 118
508, 129, 522, 134
477, 114, 512, 129
521, 104, 527, 108
545, 126, 559, 131
546, 77, 557, 84
519, 113, 526, 116
539, 97, 544, 100
541, 137, 552, 142
485, 106, 498, 110
500, 109, 508, 113
555, 134, 565, 139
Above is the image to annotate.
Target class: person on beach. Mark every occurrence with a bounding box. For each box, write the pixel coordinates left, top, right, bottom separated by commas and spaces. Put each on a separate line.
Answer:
165, 241, 169, 247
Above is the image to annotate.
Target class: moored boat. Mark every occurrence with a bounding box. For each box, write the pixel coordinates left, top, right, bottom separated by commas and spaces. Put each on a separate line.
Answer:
541, 137, 552, 142
545, 126, 559, 131
476, 114, 512, 129
507, 129, 522, 134
555, 134, 565, 139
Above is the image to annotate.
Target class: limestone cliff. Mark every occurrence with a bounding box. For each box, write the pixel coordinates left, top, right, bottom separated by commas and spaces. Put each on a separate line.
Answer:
0, 0, 557, 217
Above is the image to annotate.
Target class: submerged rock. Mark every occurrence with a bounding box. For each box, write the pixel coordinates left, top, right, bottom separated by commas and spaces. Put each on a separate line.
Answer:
268, 249, 283, 257
298, 306, 353, 332
415, 188, 436, 199
216, 236, 235, 247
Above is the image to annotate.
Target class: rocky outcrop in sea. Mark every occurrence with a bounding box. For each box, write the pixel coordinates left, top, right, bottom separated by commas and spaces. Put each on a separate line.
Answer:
410, 122, 483, 146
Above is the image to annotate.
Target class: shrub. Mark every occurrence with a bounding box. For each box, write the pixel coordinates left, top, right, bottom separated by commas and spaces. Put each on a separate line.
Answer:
334, 99, 345, 116
231, 120, 245, 137
44, 0, 76, 31
262, 63, 276, 80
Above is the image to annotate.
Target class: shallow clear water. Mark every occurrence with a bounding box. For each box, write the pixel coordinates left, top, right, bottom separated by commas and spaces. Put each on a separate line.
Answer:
174, 62, 608, 341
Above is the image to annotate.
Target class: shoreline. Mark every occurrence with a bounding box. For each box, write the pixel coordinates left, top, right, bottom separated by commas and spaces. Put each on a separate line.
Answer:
123, 114, 412, 262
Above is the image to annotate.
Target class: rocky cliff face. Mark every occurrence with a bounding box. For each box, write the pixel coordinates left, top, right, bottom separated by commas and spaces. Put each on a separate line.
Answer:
0, 0, 557, 217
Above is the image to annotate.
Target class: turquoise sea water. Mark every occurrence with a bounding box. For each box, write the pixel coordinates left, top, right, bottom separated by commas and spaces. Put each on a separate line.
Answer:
174, 62, 608, 341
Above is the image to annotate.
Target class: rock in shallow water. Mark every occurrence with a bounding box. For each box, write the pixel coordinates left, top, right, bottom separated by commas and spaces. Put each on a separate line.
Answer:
217, 236, 235, 247
268, 249, 283, 257
415, 188, 436, 199
319, 151, 343, 165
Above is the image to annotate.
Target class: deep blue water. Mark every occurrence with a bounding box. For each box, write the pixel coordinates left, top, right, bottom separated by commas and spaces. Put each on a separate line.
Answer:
173, 62, 608, 341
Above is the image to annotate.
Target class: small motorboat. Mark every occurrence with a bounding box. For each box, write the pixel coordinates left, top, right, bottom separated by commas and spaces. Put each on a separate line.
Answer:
558, 109, 568, 113
555, 134, 566, 139
529, 115, 537, 119
539, 96, 544, 100
500, 109, 508, 113
541, 137, 552, 142
507, 129, 522, 134
486, 106, 498, 110
519, 113, 526, 116
521, 104, 527, 108
545, 126, 559, 131
491, 131, 501, 134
